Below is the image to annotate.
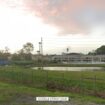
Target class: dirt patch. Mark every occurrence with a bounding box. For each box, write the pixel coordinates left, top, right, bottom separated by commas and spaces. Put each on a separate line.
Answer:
0, 96, 103, 105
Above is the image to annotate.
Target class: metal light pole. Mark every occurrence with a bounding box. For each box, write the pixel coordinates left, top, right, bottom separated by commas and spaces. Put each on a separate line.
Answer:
41, 37, 43, 55
38, 37, 43, 70
41, 37, 43, 70
39, 42, 41, 55
67, 48, 69, 64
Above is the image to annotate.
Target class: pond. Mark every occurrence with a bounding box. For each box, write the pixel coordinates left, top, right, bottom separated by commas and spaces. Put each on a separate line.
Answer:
32, 67, 104, 71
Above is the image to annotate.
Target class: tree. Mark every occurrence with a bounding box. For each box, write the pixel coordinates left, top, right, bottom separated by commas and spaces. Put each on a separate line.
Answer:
4, 47, 9, 53
22, 42, 34, 60
67, 48, 69, 53
88, 50, 96, 55
0, 47, 11, 60
95, 45, 105, 55
12, 53, 20, 60
12, 43, 34, 61
23, 42, 34, 54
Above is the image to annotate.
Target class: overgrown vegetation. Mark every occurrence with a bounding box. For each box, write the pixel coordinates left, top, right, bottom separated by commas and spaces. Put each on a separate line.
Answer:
0, 66, 105, 98
0, 82, 105, 104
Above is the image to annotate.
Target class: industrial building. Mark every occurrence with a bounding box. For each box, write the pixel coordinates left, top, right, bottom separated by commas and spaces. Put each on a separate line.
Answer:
52, 53, 105, 64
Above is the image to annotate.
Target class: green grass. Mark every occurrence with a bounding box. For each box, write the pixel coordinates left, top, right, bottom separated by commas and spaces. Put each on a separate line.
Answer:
0, 81, 104, 104
0, 66, 105, 100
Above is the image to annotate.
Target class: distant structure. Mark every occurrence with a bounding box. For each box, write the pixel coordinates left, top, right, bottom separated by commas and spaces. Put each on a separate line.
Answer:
0, 59, 9, 65
38, 37, 43, 69
39, 37, 43, 55
52, 53, 105, 64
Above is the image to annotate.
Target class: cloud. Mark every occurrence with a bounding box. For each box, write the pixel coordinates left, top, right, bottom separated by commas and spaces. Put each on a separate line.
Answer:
0, 0, 24, 8
24, 0, 105, 35
1, 0, 105, 35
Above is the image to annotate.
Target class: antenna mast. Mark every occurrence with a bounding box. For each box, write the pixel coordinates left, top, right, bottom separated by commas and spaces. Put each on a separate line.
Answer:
41, 37, 43, 55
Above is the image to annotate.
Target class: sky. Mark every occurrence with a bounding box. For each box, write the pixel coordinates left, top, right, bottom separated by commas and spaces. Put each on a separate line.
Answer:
0, 0, 105, 54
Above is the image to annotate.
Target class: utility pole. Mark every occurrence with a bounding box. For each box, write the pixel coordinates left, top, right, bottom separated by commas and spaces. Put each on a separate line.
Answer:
39, 37, 43, 70
41, 37, 43, 55
39, 42, 41, 54
67, 48, 69, 64
39, 37, 43, 55
41, 37, 43, 70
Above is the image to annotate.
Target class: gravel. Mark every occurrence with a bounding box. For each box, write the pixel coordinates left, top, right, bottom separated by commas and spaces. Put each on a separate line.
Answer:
0, 95, 104, 105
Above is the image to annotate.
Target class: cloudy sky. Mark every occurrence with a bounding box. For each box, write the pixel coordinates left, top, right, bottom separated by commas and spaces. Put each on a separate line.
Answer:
0, 0, 105, 54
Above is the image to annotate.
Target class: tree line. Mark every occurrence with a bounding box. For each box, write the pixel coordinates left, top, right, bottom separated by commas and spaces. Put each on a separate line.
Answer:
0, 42, 34, 61
0, 43, 105, 61
88, 45, 105, 55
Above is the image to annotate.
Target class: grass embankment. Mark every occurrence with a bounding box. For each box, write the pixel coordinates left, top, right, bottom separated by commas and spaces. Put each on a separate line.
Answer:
0, 66, 105, 104
0, 82, 105, 105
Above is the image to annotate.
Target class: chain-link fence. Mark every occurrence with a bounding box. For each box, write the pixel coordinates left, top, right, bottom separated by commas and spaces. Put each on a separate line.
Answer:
0, 66, 105, 98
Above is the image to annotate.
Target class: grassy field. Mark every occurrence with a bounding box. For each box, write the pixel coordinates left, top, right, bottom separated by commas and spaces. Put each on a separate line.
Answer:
0, 66, 105, 104
0, 66, 105, 94
0, 82, 105, 105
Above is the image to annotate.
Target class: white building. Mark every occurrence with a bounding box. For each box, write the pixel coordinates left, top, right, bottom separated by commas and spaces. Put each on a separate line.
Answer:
32, 54, 55, 62
52, 53, 105, 64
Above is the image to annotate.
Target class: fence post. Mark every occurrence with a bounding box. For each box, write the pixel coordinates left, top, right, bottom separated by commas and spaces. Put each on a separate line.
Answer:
62, 73, 64, 82
20, 71, 23, 84
16, 71, 19, 84
80, 74, 84, 95
11, 66, 13, 82
46, 71, 48, 89
94, 75, 96, 95
62, 73, 64, 89
31, 70, 34, 85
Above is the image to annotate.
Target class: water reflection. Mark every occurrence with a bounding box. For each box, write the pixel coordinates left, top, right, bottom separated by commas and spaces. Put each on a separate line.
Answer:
33, 67, 104, 71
